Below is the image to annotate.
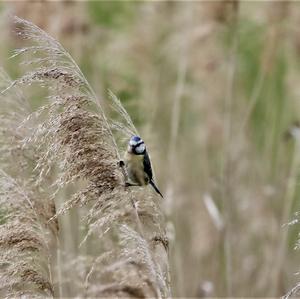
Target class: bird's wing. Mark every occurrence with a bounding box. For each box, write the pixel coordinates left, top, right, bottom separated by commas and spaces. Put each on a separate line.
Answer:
143, 151, 153, 181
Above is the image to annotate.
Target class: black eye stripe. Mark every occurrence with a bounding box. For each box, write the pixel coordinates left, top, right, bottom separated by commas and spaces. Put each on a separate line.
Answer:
133, 141, 144, 148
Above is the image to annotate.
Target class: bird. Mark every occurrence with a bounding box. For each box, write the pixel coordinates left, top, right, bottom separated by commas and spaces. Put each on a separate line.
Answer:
121, 135, 163, 198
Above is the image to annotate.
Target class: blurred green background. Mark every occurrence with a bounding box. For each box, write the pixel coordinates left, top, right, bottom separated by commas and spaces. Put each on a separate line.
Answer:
1, 1, 300, 297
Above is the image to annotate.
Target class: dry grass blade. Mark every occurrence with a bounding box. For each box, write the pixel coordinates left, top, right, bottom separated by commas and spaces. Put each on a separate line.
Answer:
108, 89, 138, 138
283, 283, 300, 299
0, 68, 31, 172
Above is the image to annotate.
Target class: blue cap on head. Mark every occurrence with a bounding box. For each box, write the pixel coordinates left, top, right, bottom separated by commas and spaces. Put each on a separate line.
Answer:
131, 136, 141, 142
129, 135, 143, 147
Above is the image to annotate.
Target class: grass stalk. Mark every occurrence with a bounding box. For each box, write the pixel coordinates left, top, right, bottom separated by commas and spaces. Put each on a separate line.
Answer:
221, 2, 239, 296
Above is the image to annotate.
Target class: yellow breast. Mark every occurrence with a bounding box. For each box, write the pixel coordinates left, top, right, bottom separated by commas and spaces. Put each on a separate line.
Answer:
124, 151, 146, 185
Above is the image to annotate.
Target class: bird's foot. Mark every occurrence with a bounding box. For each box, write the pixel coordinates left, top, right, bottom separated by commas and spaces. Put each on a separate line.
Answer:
118, 160, 125, 167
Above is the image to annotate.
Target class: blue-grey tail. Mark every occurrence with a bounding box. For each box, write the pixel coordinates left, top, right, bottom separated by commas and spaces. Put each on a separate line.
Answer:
150, 180, 164, 198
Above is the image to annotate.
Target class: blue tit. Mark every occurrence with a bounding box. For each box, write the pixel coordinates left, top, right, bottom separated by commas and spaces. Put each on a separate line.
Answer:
122, 135, 163, 198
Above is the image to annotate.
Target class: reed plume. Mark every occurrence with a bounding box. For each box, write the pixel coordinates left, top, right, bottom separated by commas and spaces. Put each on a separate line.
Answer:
0, 69, 57, 298
2, 16, 170, 297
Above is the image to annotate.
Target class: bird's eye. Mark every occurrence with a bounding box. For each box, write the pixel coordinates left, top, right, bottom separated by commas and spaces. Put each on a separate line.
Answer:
135, 143, 145, 153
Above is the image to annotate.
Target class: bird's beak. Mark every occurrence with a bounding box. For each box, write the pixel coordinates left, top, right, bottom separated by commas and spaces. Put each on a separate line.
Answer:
127, 145, 132, 153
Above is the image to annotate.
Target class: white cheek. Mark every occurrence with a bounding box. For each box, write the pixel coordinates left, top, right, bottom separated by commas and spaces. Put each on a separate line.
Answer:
129, 140, 138, 146
136, 144, 145, 153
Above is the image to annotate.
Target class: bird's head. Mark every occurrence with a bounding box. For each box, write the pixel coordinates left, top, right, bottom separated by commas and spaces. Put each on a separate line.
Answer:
128, 135, 146, 155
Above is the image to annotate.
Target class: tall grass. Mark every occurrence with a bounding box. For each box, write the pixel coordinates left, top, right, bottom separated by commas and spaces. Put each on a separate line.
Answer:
0, 16, 170, 297
0, 68, 57, 298
2, 1, 300, 297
